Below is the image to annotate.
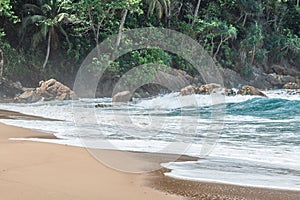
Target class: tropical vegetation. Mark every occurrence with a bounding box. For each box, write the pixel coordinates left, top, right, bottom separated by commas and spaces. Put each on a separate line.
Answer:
0, 0, 299, 85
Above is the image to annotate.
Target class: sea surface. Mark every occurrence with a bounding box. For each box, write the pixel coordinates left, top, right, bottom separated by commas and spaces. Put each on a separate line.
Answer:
0, 90, 299, 191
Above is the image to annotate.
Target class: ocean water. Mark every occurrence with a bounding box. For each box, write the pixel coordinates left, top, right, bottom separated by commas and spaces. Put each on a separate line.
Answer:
0, 90, 299, 191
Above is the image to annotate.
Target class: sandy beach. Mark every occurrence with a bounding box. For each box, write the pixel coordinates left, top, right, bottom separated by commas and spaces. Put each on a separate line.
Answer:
0, 110, 299, 200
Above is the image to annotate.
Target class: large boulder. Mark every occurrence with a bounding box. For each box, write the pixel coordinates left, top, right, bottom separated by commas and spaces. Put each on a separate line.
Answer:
283, 82, 300, 89
220, 68, 249, 88
237, 85, 267, 97
198, 83, 223, 94
180, 85, 198, 96
14, 89, 42, 103
0, 78, 24, 101
112, 91, 132, 102
14, 79, 77, 103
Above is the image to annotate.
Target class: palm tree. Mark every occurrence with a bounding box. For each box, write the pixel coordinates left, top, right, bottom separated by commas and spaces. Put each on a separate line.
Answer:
116, 0, 170, 48
22, 0, 71, 69
144, 0, 170, 19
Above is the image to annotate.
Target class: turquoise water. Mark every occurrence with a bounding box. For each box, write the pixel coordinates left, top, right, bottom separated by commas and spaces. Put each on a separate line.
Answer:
0, 90, 299, 190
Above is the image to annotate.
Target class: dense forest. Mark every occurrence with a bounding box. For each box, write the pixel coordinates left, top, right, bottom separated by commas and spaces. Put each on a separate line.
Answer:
0, 0, 299, 87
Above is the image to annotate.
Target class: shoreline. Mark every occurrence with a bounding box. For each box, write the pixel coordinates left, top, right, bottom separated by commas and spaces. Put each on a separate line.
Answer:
0, 110, 300, 199
147, 168, 300, 200
0, 121, 182, 200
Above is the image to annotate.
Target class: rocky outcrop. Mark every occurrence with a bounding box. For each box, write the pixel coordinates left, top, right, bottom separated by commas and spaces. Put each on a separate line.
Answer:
220, 68, 249, 89
15, 89, 42, 103
220, 65, 300, 90
180, 83, 237, 96
0, 78, 24, 101
14, 79, 77, 103
266, 73, 297, 88
237, 85, 267, 97
283, 82, 300, 89
180, 85, 198, 95
198, 83, 223, 94
95, 68, 201, 98
271, 64, 300, 77
112, 91, 132, 102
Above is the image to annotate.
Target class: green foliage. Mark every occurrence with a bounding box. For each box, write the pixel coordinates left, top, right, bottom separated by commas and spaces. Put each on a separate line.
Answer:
21, 0, 72, 48
144, 0, 170, 19
0, 40, 42, 81
191, 17, 237, 58
121, 63, 170, 87
0, 0, 299, 84
241, 64, 253, 77
115, 48, 172, 74
0, 0, 18, 22
266, 29, 300, 62
240, 22, 264, 64
219, 43, 237, 69
0, 0, 18, 44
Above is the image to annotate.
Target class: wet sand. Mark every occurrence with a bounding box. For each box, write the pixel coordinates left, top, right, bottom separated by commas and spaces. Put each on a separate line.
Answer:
147, 168, 300, 200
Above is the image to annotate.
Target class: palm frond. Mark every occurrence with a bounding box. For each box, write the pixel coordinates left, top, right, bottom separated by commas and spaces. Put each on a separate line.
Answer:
55, 12, 69, 22
22, 15, 46, 28
145, 0, 170, 19
41, 4, 52, 14
58, 24, 71, 48
22, 3, 42, 14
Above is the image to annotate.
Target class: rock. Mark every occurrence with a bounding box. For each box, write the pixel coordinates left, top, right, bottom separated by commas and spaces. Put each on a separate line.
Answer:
225, 88, 238, 96
281, 75, 296, 84
155, 70, 190, 91
248, 67, 272, 89
112, 91, 132, 102
180, 84, 238, 96
266, 73, 282, 86
95, 103, 112, 108
237, 85, 267, 97
266, 73, 297, 88
95, 69, 201, 98
286, 90, 300, 95
283, 82, 300, 89
96, 74, 120, 98
173, 69, 199, 85
0, 78, 24, 101
14, 79, 77, 103
14, 89, 42, 103
180, 85, 197, 96
220, 68, 248, 88
198, 83, 222, 94
271, 64, 300, 76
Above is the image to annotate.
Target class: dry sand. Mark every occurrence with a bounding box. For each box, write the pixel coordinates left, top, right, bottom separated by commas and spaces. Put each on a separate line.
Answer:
0, 110, 299, 200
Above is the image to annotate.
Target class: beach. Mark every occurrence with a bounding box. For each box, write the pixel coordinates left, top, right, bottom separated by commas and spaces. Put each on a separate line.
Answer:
0, 114, 180, 200
0, 110, 300, 200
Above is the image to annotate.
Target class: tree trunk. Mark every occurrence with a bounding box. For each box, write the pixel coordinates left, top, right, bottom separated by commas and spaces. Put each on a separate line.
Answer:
251, 46, 256, 65
214, 37, 227, 59
116, 9, 128, 48
87, 7, 100, 55
42, 30, 52, 69
297, 0, 299, 7
242, 12, 248, 27
0, 49, 3, 77
192, 0, 201, 26
210, 37, 214, 56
